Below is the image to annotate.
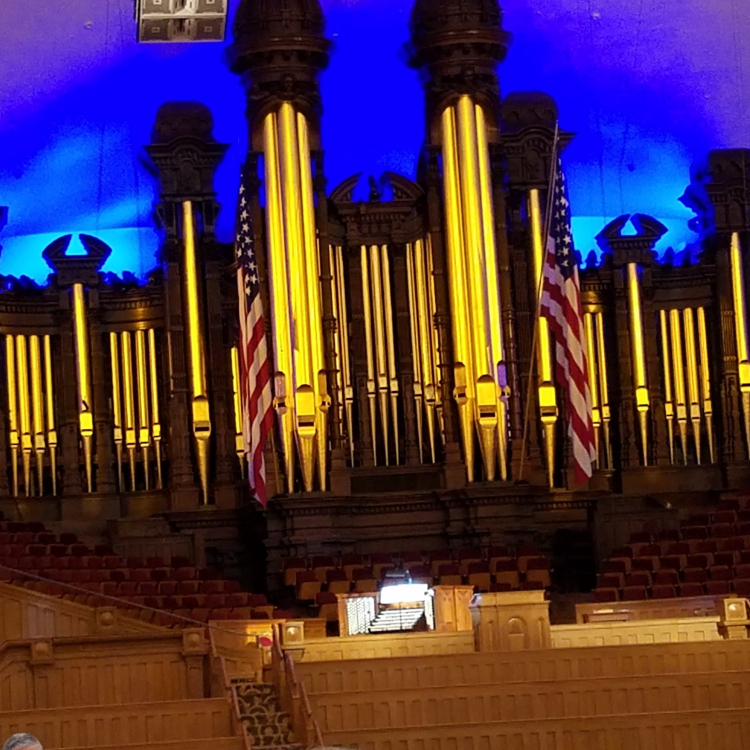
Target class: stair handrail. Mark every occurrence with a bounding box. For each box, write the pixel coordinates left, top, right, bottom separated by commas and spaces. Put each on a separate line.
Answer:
271, 631, 324, 748
208, 629, 254, 750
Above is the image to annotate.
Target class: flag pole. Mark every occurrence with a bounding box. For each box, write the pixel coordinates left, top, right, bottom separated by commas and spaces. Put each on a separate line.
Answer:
517, 122, 560, 484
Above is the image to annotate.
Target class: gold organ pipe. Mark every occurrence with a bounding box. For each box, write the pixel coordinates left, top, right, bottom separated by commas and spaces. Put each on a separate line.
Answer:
110, 332, 124, 492
626, 264, 650, 466
334, 245, 354, 466
456, 96, 497, 480
669, 308, 689, 464
135, 329, 151, 490
475, 103, 508, 481
361, 245, 379, 464
121, 331, 137, 491
182, 200, 211, 503
147, 328, 163, 489
425, 234, 445, 445
381, 245, 401, 465
529, 189, 557, 486
730, 232, 750, 459
29, 335, 45, 495
441, 105, 476, 480
15, 335, 32, 496
594, 312, 612, 468
584, 314, 601, 462
5, 336, 19, 497
369, 244, 391, 465
231, 345, 246, 473
414, 239, 438, 463
406, 243, 425, 463
278, 103, 315, 493
263, 112, 295, 493
297, 112, 328, 490
72, 283, 94, 492
683, 308, 702, 464
697, 308, 715, 463
328, 246, 345, 450
43, 335, 57, 496
660, 310, 675, 465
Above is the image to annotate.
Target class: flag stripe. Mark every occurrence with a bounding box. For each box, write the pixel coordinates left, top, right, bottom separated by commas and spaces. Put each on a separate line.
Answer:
236, 176, 274, 507
540, 157, 596, 484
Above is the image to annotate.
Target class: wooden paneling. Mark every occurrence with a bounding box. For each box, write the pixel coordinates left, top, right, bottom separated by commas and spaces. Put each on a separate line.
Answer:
0, 698, 232, 749
297, 639, 750, 695
62, 739, 243, 750
296, 631, 475, 663
321, 707, 750, 750
310, 670, 750, 732
0, 582, 165, 643
576, 596, 720, 624
551, 616, 722, 647
0, 633, 205, 712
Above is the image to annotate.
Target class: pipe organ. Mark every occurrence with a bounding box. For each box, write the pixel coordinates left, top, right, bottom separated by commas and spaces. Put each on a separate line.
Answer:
4, 0, 750, 519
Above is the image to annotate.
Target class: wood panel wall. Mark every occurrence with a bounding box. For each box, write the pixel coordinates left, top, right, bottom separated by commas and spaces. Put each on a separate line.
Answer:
0, 633, 208, 712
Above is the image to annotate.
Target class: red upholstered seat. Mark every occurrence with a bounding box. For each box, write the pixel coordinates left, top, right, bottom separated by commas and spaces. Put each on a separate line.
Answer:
709, 565, 732, 581
625, 571, 651, 587
654, 569, 680, 586
202, 579, 224, 595
733, 579, 750, 597
622, 586, 648, 601
683, 568, 708, 584
593, 588, 618, 602
174, 566, 196, 581
652, 584, 677, 599
679, 582, 705, 597
706, 580, 731, 596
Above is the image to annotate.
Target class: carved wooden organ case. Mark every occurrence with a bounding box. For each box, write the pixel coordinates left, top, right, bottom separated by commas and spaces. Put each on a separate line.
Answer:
1, 0, 750, 512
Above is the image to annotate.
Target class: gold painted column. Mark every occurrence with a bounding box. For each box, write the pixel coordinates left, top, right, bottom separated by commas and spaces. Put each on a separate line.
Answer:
626, 263, 650, 465
181, 200, 212, 504
528, 189, 558, 487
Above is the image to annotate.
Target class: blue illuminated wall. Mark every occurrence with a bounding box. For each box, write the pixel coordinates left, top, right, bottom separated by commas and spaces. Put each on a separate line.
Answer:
0, 0, 748, 282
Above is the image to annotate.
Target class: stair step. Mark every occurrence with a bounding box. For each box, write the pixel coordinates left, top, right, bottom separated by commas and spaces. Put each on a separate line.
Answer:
231, 681, 295, 746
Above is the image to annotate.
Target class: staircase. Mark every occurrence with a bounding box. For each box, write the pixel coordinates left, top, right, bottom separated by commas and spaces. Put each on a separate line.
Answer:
0, 582, 302, 750
367, 607, 424, 633
232, 679, 301, 750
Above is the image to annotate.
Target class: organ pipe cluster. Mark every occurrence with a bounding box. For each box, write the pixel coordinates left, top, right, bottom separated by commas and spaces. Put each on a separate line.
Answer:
583, 312, 612, 469
109, 328, 163, 492
440, 95, 509, 482
262, 102, 329, 493
4, 334, 57, 497
406, 237, 442, 464
659, 308, 715, 465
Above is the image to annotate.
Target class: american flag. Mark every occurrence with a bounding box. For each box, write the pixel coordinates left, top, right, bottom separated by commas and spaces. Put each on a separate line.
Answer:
235, 174, 274, 507
540, 157, 597, 483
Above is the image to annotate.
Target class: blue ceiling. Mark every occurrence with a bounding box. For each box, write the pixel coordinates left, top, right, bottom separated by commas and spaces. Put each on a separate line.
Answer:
0, 0, 748, 282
